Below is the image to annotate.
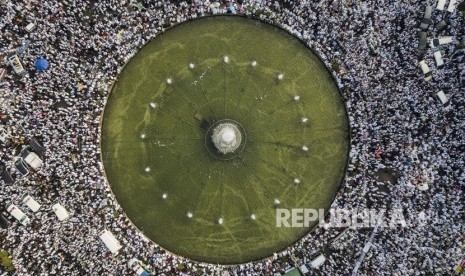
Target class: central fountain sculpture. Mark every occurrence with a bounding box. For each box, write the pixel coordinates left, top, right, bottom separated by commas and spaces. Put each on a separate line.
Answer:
212, 122, 242, 154
205, 119, 247, 160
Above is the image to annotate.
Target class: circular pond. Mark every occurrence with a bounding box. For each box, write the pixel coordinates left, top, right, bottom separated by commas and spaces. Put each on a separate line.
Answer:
101, 16, 349, 264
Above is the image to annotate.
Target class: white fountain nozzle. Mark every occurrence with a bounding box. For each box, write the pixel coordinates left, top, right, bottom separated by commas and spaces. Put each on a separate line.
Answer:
221, 129, 235, 143
212, 123, 242, 154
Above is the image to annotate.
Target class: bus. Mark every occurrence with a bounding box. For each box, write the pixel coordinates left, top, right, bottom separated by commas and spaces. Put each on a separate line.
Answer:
8, 55, 26, 76
99, 229, 123, 255
448, 0, 458, 12
420, 6, 432, 29
436, 0, 446, 10
434, 51, 444, 68
436, 90, 449, 105
22, 195, 41, 213
7, 204, 30, 226
419, 60, 432, 81
310, 254, 326, 269
430, 36, 453, 48
128, 258, 152, 276
23, 151, 43, 169
52, 203, 70, 221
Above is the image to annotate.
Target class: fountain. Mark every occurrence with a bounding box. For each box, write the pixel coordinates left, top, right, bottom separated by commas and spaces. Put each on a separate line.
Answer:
101, 16, 350, 265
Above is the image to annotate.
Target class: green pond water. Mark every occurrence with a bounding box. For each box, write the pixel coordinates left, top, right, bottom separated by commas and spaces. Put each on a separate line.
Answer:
101, 16, 349, 264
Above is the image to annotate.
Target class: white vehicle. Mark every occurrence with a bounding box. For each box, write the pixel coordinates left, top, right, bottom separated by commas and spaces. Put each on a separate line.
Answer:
436, 90, 449, 105
25, 23, 36, 32
434, 51, 444, 68
436, 0, 447, 10
7, 204, 30, 225
447, 0, 458, 12
22, 195, 41, 212
52, 203, 70, 221
129, 258, 151, 276
23, 152, 43, 169
430, 36, 453, 48
310, 254, 326, 269
8, 55, 26, 76
99, 229, 123, 255
419, 60, 432, 81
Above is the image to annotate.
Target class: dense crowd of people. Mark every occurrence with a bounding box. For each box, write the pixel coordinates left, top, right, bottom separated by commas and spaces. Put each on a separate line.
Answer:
0, 0, 464, 275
